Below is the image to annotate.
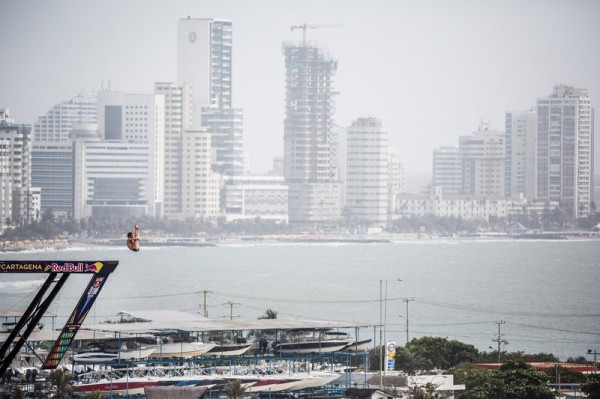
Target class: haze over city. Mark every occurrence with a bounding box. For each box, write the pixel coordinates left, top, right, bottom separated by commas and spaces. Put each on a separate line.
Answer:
2, 0, 599, 178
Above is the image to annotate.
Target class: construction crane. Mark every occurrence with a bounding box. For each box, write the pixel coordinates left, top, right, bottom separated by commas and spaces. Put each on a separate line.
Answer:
290, 23, 343, 46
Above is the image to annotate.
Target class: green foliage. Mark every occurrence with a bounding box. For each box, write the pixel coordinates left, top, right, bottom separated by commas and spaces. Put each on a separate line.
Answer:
446, 362, 490, 385
461, 360, 554, 399
404, 337, 479, 370
477, 350, 559, 363
258, 309, 278, 319
544, 364, 586, 384
582, 375, 600, 399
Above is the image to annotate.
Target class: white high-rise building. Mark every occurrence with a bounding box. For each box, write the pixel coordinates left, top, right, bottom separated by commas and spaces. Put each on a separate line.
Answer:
180, 129, 220, 218
155, 82, 193, 217
388, 149, 406, 215
536, 85, 594, 218
432, 146, 462, 195
71, 91, 165, 220
0, 109, 39, 226
459, 123, 505, 197
283, 41, 340, 225
505, 109, 537, 200
177, 17, 232, 127
345, 117, 388, 227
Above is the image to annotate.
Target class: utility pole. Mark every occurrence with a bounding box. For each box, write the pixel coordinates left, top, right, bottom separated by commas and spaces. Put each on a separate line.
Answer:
223, 301, 240, 320
199, 290, 212, 318
492, 320, 508, 363
588, 349, 599, 374
403, 297, 414, 345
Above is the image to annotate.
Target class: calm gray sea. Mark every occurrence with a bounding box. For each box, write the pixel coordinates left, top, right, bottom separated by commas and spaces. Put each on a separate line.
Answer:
1, 239, 599, 361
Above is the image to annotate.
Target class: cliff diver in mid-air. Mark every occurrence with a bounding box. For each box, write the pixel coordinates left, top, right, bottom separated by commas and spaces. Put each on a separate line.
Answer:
126, 224, 140, 252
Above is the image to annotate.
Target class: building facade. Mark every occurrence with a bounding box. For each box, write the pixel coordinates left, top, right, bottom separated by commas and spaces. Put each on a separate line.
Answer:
536, 85, 594, 218
387, 149, 406, 216
155, 82, 193, 217
432, 146, 462, 195
345, 117, 388, 227
283, 41, 340, 225
505, 109, 537, 200
201, 107, 244, 176
32, 93, 98, 218
180, 129, 221, 218
222, 175, 288, 222
459, 123, 505, 197
0, 109, 40, 227
71, 90, 165, 220
177, 17, 233, 127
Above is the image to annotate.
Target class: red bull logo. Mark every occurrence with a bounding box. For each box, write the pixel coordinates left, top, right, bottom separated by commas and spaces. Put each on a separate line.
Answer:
50, 263, 85, 272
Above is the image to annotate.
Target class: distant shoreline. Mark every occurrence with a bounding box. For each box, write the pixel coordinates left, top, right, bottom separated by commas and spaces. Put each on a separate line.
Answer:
1, 231, 599, 253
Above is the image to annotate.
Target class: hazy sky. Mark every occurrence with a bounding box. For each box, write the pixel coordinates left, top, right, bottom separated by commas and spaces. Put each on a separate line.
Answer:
1, 0, 599, 177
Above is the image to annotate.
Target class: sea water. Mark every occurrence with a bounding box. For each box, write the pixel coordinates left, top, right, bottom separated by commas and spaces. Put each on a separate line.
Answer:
1, 239, 599, 360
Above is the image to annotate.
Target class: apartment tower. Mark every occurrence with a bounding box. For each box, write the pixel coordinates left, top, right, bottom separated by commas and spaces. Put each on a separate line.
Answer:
536, 85, 594, 218
283, 40, 340, 225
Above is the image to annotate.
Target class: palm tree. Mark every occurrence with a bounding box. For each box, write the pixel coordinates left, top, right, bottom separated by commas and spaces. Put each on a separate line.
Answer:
258, 309, 278, 319
224, 379, 247, 399
49, 368, 75, 399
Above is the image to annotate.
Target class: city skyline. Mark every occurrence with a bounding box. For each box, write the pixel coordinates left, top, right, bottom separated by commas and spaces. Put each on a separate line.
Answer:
1, 0, 599, 176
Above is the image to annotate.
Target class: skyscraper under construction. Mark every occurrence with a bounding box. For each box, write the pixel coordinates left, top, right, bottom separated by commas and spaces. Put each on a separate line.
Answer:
283, 40, 341, 225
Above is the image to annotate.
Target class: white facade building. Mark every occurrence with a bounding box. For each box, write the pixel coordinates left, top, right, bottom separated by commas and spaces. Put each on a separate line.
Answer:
71, 91, 165, 220
155, 82, 193, 217
345, 117, 388, 227
459, 123, 505, 197
180, 129, 221, 218
505, 109, 537, 200
0, 109, 40, 226
536, 85, 594, 218
222, 175, 288, 222
177, 17, 232, 127
396, 187, 507, 221
387, 149, 406, 216
432, 146, 462, 195
33, 93, 97, 142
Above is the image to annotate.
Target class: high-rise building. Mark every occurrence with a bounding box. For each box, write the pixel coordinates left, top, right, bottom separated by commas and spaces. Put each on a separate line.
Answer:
536, 84, 594, 218
0, 109, 39, 226
345, 117, 388, 227
505, 109, 537, 200
177, 17, 232, 126
71, 91, 165, 220
432, 146, 462, 195
388, 149, 406, 215
201, 107, 244, 176
180, 129, 221, 218
31, 93, 98, 218
177, 17, 242, 220
155, 82, 193, 217
283, 41, 340, 225
459, 123, 505, 197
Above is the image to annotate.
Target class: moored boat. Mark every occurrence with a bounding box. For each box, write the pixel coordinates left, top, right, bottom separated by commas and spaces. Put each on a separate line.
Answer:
343, 338, 372, 352
272, 339, 351, 354
205, 343, 253, 357
73, 347, 156, 363
148, 342, 216, 359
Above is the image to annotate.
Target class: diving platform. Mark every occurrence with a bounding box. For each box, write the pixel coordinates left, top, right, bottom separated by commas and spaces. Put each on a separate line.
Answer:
0, 260, 118, 375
